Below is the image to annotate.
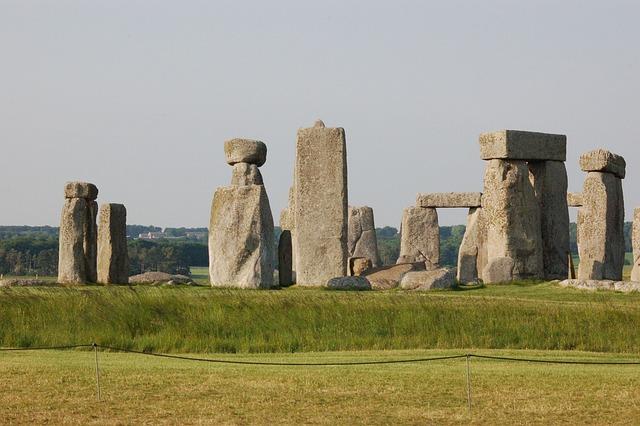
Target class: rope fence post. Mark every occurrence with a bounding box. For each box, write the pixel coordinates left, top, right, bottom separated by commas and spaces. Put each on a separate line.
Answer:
93, 342, 101, 402
466, 354, 472, 415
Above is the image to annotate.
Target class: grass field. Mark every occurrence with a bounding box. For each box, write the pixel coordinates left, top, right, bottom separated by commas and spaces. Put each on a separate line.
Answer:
1, 348, 639, 424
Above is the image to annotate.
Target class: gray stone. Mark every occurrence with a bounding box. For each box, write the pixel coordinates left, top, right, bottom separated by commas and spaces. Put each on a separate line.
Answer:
349, 257, 372, 276
128, 272, 195, 285
84, 200, 98, 283
577, 172, 625, 281
632, 208, 640, 282
559, 279, 640, 293
457, 208, 483, 283
64, 181, 98, 200
482, 257, 515, 283
224, 139, 267, 167
0, 279, 52, 287
58, 198, 93, 284
363, 262, 425, 290
97, 203, 129, 284
416, 192, 482, 208
482, 159, 543, 282
294, 123, 348, 286
579, 149, 626, 179
347, 206, 381, 267
400, 268, 457, 291
231, 163, 263, 186
208, 185, 275, 288
567, 192, 583, 207
479, 130, 566, 161
278, 230, 293, 286
529, 161, 570, 280
326, 276, 371, 291
397, 207, 439, 268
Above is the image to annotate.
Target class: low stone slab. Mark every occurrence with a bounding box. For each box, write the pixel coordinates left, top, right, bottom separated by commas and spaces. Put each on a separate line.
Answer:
128, 272, 195, 285
224, 139, 267, 167
326, 276, 371, 291
416, 192, 482, 208
559, 279, 640, 293
579, 149, 626, 179
567, 192, 583, 207
64, 181, 98, 200
399, 268, 457, 291
479, 130, 566, 161
363, 262, 425, 290
0, 279, 53, 287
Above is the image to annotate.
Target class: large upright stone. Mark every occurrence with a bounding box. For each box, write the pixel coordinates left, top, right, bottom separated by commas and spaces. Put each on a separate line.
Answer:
397, 207, 439, 268
482, 159, 543, 282
347, 206, 381, 267
84, 201, 98, 283
479, 130, 566, 161
457, 207, 484, 283
58, 198, 89, 284
294, 122, 348, 286
577, 172, 625, 281
231, 163, 263, 186
278, 230, 293, 286
97, 203, 129, 284
631, 208, 640, 282
209, 185, 275, 288
529, 161, 570, 280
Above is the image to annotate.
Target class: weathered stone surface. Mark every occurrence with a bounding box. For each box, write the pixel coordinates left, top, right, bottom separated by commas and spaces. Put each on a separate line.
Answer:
97, 203, 129, 284
278, 230, 293, 286
231, 163, 263, 186
347, 206, 381, 267
457, 208, 483, 283
397, 207, 439, 268
326, 276, 371, 291
400, 268, 457, 291
58, 198, 89, 284
577, 172, 625, 281
84, 200, 98, 283
567, 192, 583, 207
224, 139, 267, 167
209, 185, 275, 288
363, 262, 425, 290
482, 257, 515, 283
294, 123, 348, 286
129, 272, 195, 285
559, 279, 640, 293
579, 149, 626, 179
482, 160, 543, 282
479, 130, 566, 161
0, 279, 53, 287
349, 257, 372, 276
529, 161, 570, 280
632, 208, 640, 282
64, 181, 98, 200
416, 192, 482, 208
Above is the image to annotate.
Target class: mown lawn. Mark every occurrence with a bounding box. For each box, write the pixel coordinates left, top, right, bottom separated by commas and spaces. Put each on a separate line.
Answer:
1, 280, 639, 353
1, 349, 639, 425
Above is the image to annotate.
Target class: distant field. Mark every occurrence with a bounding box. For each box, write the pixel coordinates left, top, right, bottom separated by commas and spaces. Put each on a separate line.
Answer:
2, 349, 639, 424
1, 281, 639, 354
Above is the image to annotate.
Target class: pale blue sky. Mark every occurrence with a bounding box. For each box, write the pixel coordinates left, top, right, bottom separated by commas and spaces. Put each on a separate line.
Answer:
0, 0, 638, 228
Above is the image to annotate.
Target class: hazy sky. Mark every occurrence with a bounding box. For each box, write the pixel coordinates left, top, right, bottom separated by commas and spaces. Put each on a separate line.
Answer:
1, 0, 638, 228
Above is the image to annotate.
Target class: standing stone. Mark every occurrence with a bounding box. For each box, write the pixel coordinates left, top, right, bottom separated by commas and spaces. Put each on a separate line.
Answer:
529, 161, 570, 280
567, 192, 584, 207
278, 230, 293, 286
347, 206, 381, 267
97, 203, 129, 284
482, 159, 543, 282
209, 185, 275, 288
294, 121, 348, 286
58, 182, 99, 284
577, 171, 625, 281
231, 163, 263, 186
397, 206, 439, 269
457, 207, 483, 283
631, 208, 640, 282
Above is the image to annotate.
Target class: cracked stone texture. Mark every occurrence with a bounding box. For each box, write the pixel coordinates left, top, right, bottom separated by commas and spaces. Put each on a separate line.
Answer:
577, 172, 625, 281
479, 130, 566, 161
97, 203, 129, 284
579, 149, 626, 179
397, 206, 439, 268
347, 206, 381, 267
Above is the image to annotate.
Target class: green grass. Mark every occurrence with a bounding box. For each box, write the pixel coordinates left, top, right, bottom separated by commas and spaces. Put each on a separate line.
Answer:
2, 349, 639, 424
1, 281, 639, 354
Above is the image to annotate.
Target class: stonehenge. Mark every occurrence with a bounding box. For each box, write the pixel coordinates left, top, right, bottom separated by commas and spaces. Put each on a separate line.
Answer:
292, 120, 348, 286
347, 206, 381, 269
397, 206, 439, 267
632, 208, 640, 282
577, 150, 626, 281
58, 182, 99, 284
97, 203, 129, 284
209, 138, 275, 288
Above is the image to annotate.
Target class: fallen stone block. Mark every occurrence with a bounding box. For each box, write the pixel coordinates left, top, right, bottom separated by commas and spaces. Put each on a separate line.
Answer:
579, 149, 626, 179
400, 268, 457, 291
326, 276, 372, 291
479, 130, 566, 161
363, 262, 425, 290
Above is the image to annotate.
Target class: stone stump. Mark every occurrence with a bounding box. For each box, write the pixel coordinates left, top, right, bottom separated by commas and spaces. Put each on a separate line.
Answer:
58, 182, 99, 284
97, 203, 129, 284
397, 206, 439, 268
347, 206, 381, 268
209, 139, 275, 288
294, 120, 348, 286
577, 150, 626, 281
